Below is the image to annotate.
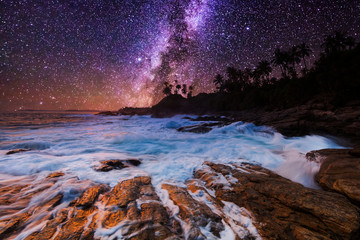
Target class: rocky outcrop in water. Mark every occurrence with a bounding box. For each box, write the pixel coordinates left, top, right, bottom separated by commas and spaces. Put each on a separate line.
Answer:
1, 159, 360, 239
93, 159, 141, 172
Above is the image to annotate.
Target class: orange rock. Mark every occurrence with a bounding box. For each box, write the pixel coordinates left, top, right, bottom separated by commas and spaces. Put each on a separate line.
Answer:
162, 183, 224, 238
195, 162, 360, 240
75, 184, 109, 208
311, 148, 360, 204
46, 171, 65, 178
0, 212, 30, 239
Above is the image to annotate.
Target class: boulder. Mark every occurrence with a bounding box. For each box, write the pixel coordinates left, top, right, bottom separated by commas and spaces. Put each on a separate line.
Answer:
93, 159, 141, 172
309, 148, 360, 205
194, 162, 360, 240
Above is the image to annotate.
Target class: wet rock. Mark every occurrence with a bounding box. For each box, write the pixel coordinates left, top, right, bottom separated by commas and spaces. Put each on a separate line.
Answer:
162, 183, 224, 239
177, 121, 232, 134
177, 124, 213, 133
46, 171, 65, 178
25, 209, 69, 240
311, 148, 360, 205
74, 184, 110, 208
0, 193, 63, 239
96, 111, 119, 116
195, 162, 360, 240
21, 175, 180, 240
6, 148, 32, 155
93, 159, 142, 172
101, 176, 180, 239
118, 107, 152, 116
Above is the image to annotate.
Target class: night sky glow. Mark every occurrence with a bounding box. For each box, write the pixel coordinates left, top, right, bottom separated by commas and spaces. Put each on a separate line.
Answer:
1, 0, 359, 111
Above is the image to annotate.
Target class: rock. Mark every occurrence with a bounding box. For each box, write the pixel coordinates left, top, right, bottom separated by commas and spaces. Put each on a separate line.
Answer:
0, 212, 31, 239
93, 159, 141, 172
3, 160, 360, 240
125, 159, 142, 166
74, 184, 110, 208
162, 183, 224, 239
194, 162, 360, 240
177, 121, 230, 134
0, 193, 63, 239
177, 125, 213, 133
6, 149, 32, 155
101, 176, 180, 239
96, 111, 119, 116
312, 148, 360, 205
46, 171, 65, 178
118, 107, 152, 116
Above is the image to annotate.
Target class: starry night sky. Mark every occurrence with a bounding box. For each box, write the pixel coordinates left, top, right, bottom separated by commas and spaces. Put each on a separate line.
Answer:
1, 0, 359, 111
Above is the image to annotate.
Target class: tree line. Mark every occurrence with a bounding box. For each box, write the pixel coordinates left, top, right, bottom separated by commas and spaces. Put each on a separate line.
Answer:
163, 80, 194, 98
213, 31, 356, 94
160, 31, 359, 110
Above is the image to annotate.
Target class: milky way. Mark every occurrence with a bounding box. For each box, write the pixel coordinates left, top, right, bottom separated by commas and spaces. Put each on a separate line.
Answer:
1, 0, 359, 111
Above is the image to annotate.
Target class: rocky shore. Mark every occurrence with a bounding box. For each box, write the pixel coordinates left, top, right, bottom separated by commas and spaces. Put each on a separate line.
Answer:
98, 95, 360, 146
1, 148, 360, 239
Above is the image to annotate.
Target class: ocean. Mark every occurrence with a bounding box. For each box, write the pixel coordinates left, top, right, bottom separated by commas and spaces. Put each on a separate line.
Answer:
0, 111, 344, 238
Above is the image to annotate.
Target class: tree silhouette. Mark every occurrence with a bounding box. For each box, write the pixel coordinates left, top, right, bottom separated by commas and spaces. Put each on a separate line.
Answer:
298, 43, 312, 71
273, 48, 289, 78
255, 60, 272, 84
181, 84, 187, 96
213, 74, 224, 92
187, 85, 193, 98
163, 81, 172, 96
322, 31, 355, 54
176, 84, 181, 94
226, 67, 239, 83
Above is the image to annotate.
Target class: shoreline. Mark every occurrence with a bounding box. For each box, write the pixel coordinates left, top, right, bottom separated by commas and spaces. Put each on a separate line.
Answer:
98, 100, 360, 146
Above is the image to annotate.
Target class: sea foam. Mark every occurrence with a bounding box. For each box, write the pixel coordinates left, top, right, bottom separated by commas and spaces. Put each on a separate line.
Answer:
0, 114, 343, 188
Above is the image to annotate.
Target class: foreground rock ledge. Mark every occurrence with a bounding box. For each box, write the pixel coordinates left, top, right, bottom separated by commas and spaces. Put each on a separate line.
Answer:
194, 162, 360, 240
1, 161, 360, 239
308, 148, 360, 205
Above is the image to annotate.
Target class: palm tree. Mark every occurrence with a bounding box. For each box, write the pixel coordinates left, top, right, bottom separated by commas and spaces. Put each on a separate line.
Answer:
187, 85, 193, 98
163, 81, 172, 96
298, 43, 312, 71
256, 60, 272, 83
176, 84, 181, 94
226, 67, 239, 83
288, 46, 301, 78
181, 84, 187, 96
243, 68, 253, 87
321, 31, 354, 54
174, 80, 180, 94
213, 74, 224, 92
272, 48, 288, 78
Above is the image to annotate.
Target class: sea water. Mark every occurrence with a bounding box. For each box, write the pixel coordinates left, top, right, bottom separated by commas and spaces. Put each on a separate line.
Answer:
0, 111, 344, 239
0, 111, 343, 188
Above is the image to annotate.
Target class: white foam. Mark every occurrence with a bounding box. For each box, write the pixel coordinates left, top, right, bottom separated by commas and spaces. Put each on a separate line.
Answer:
0, 114, 343, 188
